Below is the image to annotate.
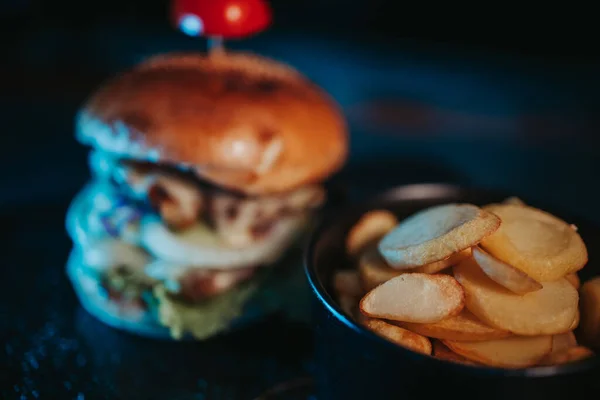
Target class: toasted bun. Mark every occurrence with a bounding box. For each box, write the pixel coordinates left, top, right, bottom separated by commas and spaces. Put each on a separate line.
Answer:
76, 52, 348, 194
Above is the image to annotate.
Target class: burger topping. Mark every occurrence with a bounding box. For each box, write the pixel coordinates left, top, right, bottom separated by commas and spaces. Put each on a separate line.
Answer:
101, 269, 144, 302
209, 185, 324, 247
144, 258, 259, 301
96, 250, 257, 309
81, 238, 151, 272
110, 157, 324, 246
116, 162, 204, 230
139, 215, 306, 269
98, 197, 143, 241
153, 280, 259, 340
100, 264, 157, 311
177, 267, 257, 302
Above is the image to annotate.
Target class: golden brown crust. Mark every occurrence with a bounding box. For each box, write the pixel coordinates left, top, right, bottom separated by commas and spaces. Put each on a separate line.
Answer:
396, 310, 512, 342
432, 340, 480, 365
76, 52, 348, 194
364, 319, 432, 355
442, 336, 552, 368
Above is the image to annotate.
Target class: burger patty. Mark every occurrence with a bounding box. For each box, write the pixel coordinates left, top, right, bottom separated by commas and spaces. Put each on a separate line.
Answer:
100, 153, 324, 248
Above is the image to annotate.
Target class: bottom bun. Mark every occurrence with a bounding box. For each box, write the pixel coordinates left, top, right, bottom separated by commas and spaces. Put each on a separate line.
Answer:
66, 250, 265, 341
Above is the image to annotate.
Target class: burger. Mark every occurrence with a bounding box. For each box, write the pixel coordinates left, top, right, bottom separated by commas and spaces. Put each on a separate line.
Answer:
65, 51, 348, 340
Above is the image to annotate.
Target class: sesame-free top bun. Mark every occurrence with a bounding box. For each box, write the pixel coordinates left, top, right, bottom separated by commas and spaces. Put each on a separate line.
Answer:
76, 52, 348, 194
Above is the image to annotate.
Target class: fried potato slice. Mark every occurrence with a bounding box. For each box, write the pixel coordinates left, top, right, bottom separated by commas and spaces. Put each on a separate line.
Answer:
472, 246, 542, 294
379, 203, 500, 269
443, 336, 552, 368
412, 248, 473, 274
480, 204, 588, 282
536, 332, 579, 366
540, 346, 595, 366
346, 210, 398, 257
364, 319, 432, 355
359, 247, 472, 292
580, 277, 600, 347
360, 273, 464, 323
433, 340, 479, 365
358, 246, 404, 291
396, 310, 511, 341
454, 258, 578, 335
551, 331, 577, 355
565, 273, 581, 290
333, 270, 363, 298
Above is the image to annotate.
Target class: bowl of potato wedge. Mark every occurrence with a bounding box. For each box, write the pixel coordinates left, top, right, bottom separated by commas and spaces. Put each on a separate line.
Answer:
305, 183, 600, 400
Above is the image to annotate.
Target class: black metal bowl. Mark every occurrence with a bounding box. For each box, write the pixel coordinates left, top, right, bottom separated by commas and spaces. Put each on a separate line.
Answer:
304, 183, 600, 400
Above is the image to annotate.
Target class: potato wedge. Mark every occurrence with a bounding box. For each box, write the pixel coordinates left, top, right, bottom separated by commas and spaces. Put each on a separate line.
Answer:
364, 319, 432, 355
360, 273, 464, 323
565, 273, 580, 290
396, 310, 511, 341
472, 246, 542, 294
333, 270, 363, 298
379, 204, 500, 269
358, 246, 404, 291
480, 204, 588, 282
540, 346, 594, 366
580, 277, 600, 347
346, 210, 398, 257
443, 336, 552, 368
454, 258, 578, 335
433, 340, 479, 365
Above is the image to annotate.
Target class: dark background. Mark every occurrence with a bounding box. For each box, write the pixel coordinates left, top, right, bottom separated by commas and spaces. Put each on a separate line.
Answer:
2, 0, 600, 219
1, 1, 600, 398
